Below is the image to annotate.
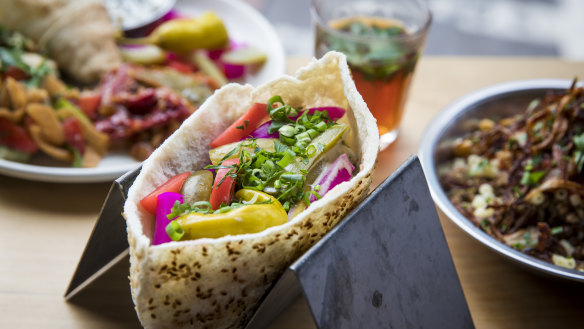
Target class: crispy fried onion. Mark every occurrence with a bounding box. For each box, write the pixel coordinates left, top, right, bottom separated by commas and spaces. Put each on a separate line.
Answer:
528, 86, 583, 152
25, 103, 64, 145
525, 178, 584, 202
55, 107, 109, 156
28, 124, 72, 162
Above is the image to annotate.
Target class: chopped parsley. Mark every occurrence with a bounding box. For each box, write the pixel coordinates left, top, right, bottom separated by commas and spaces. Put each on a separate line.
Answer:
0, 27, 53, 87
480, 219, 490, 231
512, 186, 523, 198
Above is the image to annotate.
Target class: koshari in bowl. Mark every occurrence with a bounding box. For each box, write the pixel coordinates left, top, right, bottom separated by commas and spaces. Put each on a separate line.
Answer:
437, 80, 584, 272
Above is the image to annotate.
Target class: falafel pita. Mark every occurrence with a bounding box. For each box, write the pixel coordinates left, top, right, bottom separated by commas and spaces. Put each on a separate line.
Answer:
124, 51, 379, 328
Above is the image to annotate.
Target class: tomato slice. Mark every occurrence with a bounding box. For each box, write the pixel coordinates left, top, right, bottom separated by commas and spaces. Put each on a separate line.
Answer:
62, 117, 85, 154
140, 172, 191, 215
4, 66, 29, 81
0, 117, 38, 153
77, 90, 102, 119
209, 103, 268, 148
167, 60, 194, 74
209, 158, 239, 210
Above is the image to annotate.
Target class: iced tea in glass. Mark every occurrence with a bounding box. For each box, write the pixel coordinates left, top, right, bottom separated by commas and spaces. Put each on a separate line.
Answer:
311, 0, 431, 149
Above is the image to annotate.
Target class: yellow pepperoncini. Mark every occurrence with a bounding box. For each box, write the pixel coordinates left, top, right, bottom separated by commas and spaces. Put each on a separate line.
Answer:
170, 189, 287, 240
120, 12, 229, 53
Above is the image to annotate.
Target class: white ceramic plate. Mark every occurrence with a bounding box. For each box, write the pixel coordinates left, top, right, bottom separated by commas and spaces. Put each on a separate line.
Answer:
0, 0, 285, 183
176, 0, 286, 87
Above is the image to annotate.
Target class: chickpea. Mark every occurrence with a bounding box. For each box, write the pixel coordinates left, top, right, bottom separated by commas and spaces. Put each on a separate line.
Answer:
529, 191, 546, 205
478, 118, 495, 131
453, 138, 473, 157
565, 213, 579, 224
569, 194, 582, 207
554, 189, 568, 201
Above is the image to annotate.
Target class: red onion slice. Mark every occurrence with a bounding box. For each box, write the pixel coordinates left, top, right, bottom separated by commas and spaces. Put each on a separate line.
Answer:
243, 106, 346, 141
292, 106, 346, 121
248, 121, 278, 139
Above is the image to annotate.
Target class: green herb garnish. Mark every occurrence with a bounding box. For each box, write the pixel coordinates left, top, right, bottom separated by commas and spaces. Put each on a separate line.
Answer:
551, 226, 563, 235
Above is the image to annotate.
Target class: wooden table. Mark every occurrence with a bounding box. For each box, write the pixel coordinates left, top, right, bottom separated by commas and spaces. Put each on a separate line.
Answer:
1, 57, 583, 328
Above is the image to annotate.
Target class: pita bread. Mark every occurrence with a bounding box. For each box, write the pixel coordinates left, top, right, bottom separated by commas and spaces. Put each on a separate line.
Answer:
124, 51, 379, 328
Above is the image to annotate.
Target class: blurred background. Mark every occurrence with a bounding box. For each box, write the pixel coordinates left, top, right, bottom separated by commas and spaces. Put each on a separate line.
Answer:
243, 0, 584, 60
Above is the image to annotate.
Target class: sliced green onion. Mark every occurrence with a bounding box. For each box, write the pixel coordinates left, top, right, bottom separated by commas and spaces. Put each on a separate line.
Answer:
295, 141, 307, 150
303, 192, 312, 206
166, 221, 185, 241
193, 201, 212, 208
277, 150, 294, 168
315, 121, 327, 132
286, 106, 299, 118
251, 168, 263, 178
307, 129, 319, 139
280, 173, 304, 182
270, 106, 290, 121
294, 125, 306, 134
306, 145, 316, 157
280, 135, 296, 145
551, 226, 563, 235
274, 179, 281, 189
296, 132, 310, 141
310, 190, 321, 200
245, 175, 263, 188
267, 95, 284, 113
217, 206, 236, 213
279, 125, 295, 137
298, 136, 312, 145
167, 200, 187, 219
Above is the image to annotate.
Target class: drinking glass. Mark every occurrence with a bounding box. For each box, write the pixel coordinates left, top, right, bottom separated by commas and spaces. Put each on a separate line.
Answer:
311, 0, 431, 149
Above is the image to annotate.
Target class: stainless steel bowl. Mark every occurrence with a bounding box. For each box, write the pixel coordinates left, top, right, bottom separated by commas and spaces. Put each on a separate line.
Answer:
419, 79, 584, 283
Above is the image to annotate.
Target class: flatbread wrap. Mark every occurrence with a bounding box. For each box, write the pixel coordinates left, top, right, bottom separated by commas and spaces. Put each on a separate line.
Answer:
124, 51, 379, 328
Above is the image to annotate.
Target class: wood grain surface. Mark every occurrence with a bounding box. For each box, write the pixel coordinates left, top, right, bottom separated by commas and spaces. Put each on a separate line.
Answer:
1, 57, 583, 329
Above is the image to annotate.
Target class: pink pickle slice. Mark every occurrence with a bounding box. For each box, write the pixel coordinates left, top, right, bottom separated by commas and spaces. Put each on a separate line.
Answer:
310, 153, 354, 203
152, 192, 183, 245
